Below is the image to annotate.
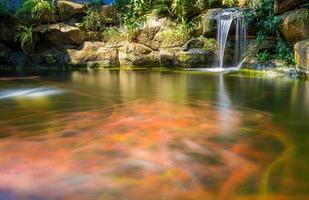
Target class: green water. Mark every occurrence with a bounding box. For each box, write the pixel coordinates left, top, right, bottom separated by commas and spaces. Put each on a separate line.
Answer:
0, 70, 308, 200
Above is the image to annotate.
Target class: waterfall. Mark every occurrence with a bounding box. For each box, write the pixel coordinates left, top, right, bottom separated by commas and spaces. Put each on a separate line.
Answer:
216, 9, 247, 69
234, 14, 247, 66
217, 13, 234, 69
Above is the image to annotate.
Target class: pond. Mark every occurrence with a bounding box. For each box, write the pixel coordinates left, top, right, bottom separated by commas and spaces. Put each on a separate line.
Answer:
0, 69, 308, 200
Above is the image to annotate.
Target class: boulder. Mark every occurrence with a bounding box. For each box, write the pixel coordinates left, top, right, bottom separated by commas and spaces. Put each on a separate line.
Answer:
160, 48, 214, 68
35, 23, 87, 45
58, 0, 86, 21
137, 15, 174, 50
202, 9, 222, 37
0, 14, 20, 42
238, 0, 259, 7
67, 42, 119, 67
294, 39, 309, 69
177, 48, 214, 68
280, 10, 309, 44
118, 42, 160, 67
0, 43, 12, 65
274, 0, 307, 15
32, 45, 75, 66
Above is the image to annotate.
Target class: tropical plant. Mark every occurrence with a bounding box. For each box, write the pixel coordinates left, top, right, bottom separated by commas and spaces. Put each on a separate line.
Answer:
80, 9, 105, 32
246, 0, 295, 65
256, 50, 271, 63
102, 27, 121, 42
171, 0, 193, 21
16, 0, 56, 21
16, 25, 34, 53
131, 0, 150, 15
159, 19, 193, 47
296, 7, 309, 25
152, 0, 170, 17
32, 0, 56, 19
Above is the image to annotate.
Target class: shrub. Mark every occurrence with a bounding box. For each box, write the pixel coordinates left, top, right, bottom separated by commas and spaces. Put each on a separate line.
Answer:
16, 25, 34, 53
80, 9, 105, 32
16, 0, 56, 21
246, 0, 295, 65
102, 27, 125, 43
256, 51, 271, 64
158, 19, 193, 47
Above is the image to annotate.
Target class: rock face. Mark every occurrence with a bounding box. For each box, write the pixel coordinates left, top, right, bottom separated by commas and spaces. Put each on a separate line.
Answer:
294, 39, 309, 69
45, 40, 216, 68
274, 0, 306, 15
280, 10, 309, 44
67, 42, 119, 67
118, 43, 160, 67
35, 24, 87, 45
202, 9, 222, 37
0, 43, 12, 65
0, 14, 20, 42
58, 0, 86, 20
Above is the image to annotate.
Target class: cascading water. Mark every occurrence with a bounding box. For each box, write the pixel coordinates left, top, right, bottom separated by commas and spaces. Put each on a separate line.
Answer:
216, 9, 247, 69
217, 11, 234, 68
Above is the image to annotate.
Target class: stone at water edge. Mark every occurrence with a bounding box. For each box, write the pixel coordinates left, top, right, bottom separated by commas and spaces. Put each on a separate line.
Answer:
280, 10, 309, 44
294, 39, 309, 69
274, 0, 307, 15
66, 41, 119, 67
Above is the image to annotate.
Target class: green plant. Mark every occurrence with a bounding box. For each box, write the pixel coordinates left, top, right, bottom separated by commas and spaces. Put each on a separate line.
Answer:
171, 0, 193, 21
131, 0, 151, 15
275, 38, 295, 65
80, 9, 105, 32
16, 0, 56, 20
152, 0, 170, 17
16, 25, 34, 53
296, 8, 309, 25
45, 53, 56, 64
102, 27, 123, 43
32, 0, 56, 19
256, 51, 271, 64
203, 38, 217, 51
158, 19, 193, 47
246, 0, 295, 65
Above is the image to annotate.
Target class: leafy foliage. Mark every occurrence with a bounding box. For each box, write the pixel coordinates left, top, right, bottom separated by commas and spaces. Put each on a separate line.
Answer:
158, 19, 193, 47
296, 7, 309, 25
16, 0, 56, 21
246, 0, 295, 65
80, 9, 105, 32
16, 25, 34, 53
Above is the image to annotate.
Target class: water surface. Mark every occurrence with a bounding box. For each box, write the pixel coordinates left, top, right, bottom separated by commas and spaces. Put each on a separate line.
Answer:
0, 70, 308, 200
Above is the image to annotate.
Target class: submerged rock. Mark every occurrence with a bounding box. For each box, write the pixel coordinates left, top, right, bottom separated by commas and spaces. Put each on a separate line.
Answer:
294, 39, 309, 69
280, 10, 309, 44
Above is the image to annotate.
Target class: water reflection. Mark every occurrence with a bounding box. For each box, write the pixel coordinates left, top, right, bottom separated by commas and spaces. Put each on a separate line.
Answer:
0, 70, 308, 200
0, 87, 63, 100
